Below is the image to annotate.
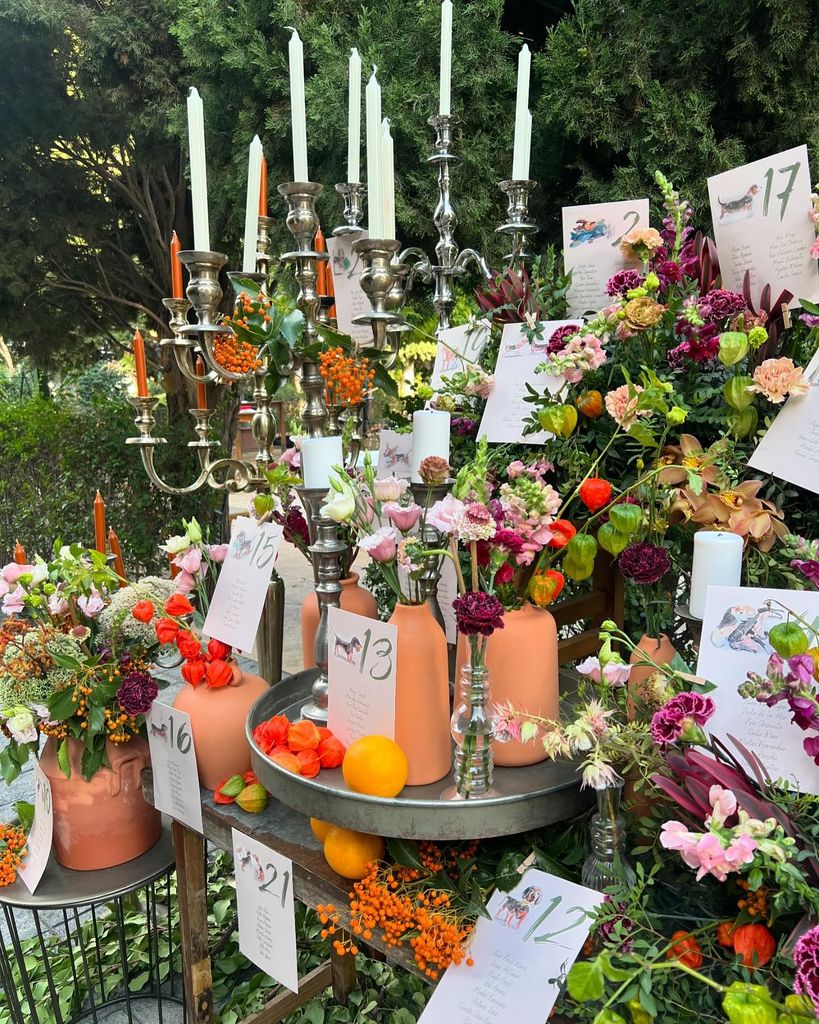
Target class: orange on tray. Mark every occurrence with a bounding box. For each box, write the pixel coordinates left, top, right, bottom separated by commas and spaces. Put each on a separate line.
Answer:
322, 826, 384, 880
342, 735, 409, 798
310, 818, 332, 842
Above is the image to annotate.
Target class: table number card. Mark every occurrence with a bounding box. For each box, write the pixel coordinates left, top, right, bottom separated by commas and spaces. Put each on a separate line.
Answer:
419, 869, 602, 1024
748, 347, 819, 493
147, 702, 204, 833
17, 766, 53, 893
377, 428, 413, 479
327, 608, 398, 747
203, 517, 284, 653
326, 231, 372, 345
563, 199, 650, 317
478, 321, 566, 444
697, 585, 819, 794
232, 830, 298, 992
430, 320, 491, 390
708, 145, 819, 306
436, 555, 458, 644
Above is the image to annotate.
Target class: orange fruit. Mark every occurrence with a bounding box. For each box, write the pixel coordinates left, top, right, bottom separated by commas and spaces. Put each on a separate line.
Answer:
323, 826, 384, 879
310, 818, 332, 842
342, 735, 409, 798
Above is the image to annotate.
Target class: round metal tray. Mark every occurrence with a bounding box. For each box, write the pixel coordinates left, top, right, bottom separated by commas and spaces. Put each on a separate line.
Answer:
247, 670, 586, 840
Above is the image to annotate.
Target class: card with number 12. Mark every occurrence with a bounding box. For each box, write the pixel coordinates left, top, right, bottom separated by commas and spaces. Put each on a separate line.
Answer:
327, 607, 397, 748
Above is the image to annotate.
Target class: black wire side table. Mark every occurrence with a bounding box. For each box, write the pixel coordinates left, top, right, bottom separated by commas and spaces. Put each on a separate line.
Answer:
0, 824, 183, 1024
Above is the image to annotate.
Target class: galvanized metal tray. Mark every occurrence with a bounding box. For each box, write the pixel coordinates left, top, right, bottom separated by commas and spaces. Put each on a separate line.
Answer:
247, 670, 588, 840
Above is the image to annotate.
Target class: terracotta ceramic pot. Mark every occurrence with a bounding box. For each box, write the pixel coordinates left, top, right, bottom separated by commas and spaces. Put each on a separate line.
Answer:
389, 602, 452, 786
173, 663, 269, 790
301, 573, 378, 669
455, 603, 559, 766
628, 633, 677, 696
39, 736, 161, 871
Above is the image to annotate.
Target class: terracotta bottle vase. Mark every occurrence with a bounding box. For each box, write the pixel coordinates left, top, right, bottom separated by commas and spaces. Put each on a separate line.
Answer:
39, 736, 162, 871
389, 602, 452, 786
301, 573, 378, 669
628, 633, 677, 696
455, 603, 559, 766
173, 663, 269, 790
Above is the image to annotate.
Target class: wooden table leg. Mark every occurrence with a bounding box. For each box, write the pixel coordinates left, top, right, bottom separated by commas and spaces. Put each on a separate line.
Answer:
173, 820, 215, 1024
330, 934, 357, 1005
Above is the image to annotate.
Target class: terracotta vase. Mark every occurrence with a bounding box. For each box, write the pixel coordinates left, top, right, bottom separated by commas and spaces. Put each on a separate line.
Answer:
627, 633, 677, 823
173, 663, 269, 790
389, 602, 452, 786
301, 573, 378, 669
455, 603, 559, 766
39, 736, 161, 871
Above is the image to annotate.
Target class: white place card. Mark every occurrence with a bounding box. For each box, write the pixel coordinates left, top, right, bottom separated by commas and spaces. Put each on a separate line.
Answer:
563, 199, 650, 317
203, 517, 284, 653
430, 321, 491, 390
478, 322, 566, 444
147, 702, 204, 833
436, 554, 458, 644
232, 829, 298, 992
698, 585, 819, 794
708, 145, 819, 306
18, 766, 52, 893
327, 608, 397, 747
419, 869, 602, 1024
326, 231, 372, 345
377, 428, 413, 479
748, 348, 819, 493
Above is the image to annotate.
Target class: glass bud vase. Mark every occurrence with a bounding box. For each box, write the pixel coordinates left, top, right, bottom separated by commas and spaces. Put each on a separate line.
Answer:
450, 663, 497, 800
581, 779, 637, 890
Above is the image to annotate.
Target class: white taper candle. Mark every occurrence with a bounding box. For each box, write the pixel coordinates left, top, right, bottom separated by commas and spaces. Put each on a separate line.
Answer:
366, 69, 383, 237
186, 87, 210, 251
241, 136, 264, 273
511, 44, 531, 180
439, 0, 453, 116
381, 118, 395, 242
347, 48, 362, 183
288, 29, 309, 181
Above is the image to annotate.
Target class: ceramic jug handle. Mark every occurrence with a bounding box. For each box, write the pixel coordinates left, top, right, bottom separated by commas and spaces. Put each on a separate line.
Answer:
109, 752, 143, 797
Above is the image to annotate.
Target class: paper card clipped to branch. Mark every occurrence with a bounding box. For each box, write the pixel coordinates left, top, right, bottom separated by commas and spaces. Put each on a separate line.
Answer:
419, 868, 603, 1024
326, 231, 373, 345
430, 320, 491, 391
707, 144, 819, 306
17, 765, 53, 893
327, 607, 398, 747
147, 702, 204, 833
232, 829, 298, 992
562, 199, 650, 318
748, 347, 819, 493
203, 517, 283, 653
478, 321, 566, 444
377, 428, 413, 479
697, 585, 819, 794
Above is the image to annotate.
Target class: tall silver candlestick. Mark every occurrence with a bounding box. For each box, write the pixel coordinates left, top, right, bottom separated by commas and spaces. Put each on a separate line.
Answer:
496, 179, 539, 266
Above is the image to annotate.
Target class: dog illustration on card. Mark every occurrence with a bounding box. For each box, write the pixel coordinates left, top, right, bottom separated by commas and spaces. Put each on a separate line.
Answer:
709, 603, 783, 654
717, 184, 760, 221
332, 633, 363, 665
495, 885, 543, 929
381, 444, 410, 470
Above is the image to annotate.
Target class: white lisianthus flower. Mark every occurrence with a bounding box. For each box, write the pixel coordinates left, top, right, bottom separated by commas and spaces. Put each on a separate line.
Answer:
160, 534, 190, 555
5, 708, 37, 745
320, 483, 356, 523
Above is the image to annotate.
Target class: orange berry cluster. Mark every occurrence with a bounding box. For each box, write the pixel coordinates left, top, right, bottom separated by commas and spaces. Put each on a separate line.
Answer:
737, 878, 768, 919
0, 824, 27, 887
316, 903, 360, 956
319, 347, 375, 408
212, 332, 261, 377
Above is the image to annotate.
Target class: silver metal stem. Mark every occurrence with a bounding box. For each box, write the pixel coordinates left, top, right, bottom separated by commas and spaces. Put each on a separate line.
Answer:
496, 179, 539, 265
409, 479, 453, 632
352, 237, 402, 351
333, 183, 366, 235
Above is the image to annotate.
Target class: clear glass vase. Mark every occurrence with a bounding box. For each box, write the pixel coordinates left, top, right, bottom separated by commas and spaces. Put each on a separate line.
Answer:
581, 779, 637, 890
449, 662, 497, 799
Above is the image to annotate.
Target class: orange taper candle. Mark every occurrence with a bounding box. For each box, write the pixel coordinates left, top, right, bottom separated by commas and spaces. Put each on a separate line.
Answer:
196, 356, 208, 410
170, 230, 184, 299
315, 227, 328, 295
133, 330, 149, 397
94, 492, 106, 554
13, 541, 26, 565
326, 250, 337, 320
108, 528, 126, 585
259, 156, 268, 217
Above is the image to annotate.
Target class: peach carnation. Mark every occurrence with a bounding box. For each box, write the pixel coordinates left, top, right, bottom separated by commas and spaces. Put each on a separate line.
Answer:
620, 227, 664, 260
604, 383, 647, 429
747, 357, 809, 404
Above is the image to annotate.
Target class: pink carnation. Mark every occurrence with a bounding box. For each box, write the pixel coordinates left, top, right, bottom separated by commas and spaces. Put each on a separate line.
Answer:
748, 357, 809, 404
604, 383, 647, 429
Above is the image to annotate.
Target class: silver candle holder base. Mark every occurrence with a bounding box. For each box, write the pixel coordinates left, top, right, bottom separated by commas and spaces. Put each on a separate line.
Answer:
410, 479, 453, 633
496, 179, 539, 265
333, 182, 366, 235
352, 237, 402, 350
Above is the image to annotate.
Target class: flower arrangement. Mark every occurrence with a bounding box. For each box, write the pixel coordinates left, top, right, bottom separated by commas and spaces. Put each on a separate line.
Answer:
160, 517, 228, 598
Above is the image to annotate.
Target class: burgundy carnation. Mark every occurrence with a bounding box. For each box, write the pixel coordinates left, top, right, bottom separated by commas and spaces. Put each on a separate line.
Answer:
656, 260, 683, 287
618, 542, 670, 585
794, 925, 819, 1014
452, 416, 479, 438
283, 506, 310, 548
650, 692, 715, 747
453, 591, 505, 636
546, 323, 581, 355
605, 270, 644, 297
116, 671, 159, 717
698, 288, 747, 323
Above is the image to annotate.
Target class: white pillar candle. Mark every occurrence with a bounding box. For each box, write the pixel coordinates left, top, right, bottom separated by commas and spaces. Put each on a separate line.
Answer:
186, 87, 210, 251
241, 135, 264, 273
511, 44, 531, 180
439, 0, 453, 116
288, 29, 309, 182
523, 109, 532, 180
301, 435, 344, 490
347, 48, 362, 183
689, 530, 744, 619
365, 69, 383, 237
410, 410, 451, 482
381, 118, 395, 241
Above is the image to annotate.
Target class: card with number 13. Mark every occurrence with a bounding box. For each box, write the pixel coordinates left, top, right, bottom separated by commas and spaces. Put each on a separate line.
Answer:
327, 607, 397, 747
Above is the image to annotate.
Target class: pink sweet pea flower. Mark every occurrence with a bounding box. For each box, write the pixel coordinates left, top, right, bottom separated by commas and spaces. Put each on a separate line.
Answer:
281, 444, 301, 470
359, 527, 399, 562
576, 656, 632, 687
208, 544, 229, 564
383, 502, 423, 533
2, 585, 26, 615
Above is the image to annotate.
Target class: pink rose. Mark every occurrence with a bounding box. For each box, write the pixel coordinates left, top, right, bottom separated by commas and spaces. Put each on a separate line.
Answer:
208, 544, 229, 563
2, 563, 33, 584
174, 548, 204, 576
373, 476, 409, 502
383, 501, 423, 533
748, 357, 809, 404
2, 585, 26, 615
359, 526, 399, 562
426, 495, 465, 535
